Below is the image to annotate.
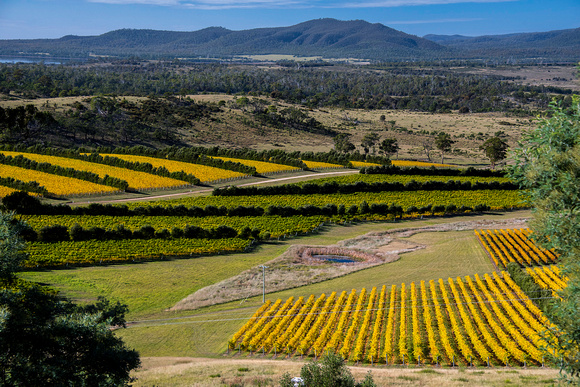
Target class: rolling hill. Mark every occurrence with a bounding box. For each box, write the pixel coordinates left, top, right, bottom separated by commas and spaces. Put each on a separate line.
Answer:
424, 27, 580, 59
0, 19, 449, 61
0, 18, 578, 61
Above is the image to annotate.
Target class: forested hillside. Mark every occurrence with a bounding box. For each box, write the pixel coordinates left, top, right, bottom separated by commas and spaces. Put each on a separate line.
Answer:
0, 19, 447, 61
1, 19, 578, 61
425, 27, 580, 59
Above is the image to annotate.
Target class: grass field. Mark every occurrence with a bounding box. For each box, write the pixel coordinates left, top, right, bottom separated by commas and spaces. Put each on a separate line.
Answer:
20, 210, 530, 360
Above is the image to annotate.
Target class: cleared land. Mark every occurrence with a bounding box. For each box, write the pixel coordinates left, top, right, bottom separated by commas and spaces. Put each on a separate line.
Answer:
0, 92, 536, 166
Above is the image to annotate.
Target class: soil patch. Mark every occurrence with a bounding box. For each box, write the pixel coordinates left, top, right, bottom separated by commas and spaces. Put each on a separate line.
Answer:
171, 216, 528, 311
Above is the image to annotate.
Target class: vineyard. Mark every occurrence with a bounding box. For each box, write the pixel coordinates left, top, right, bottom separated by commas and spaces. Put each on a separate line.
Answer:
98, 153, 247, 182
229, 271, 558, 367
228, 226, 565, 367
24, 237, 250, 267
293, 173, 512, 186
301, 160, 344, 169
22, 215, 327, 267
476, 228, 559, 268
0, 164, 119, 196
129, 189, 525, 212
25, 214, 326, 239
211, 156, 301, 174
349, 161, 381, 168
527, 266, 568, 295
0, 151, 190, 191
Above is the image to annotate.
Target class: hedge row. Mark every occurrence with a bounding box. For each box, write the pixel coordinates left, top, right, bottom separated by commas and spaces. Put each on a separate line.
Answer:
212, 179, 518, 197
22, 223, 258, 243
0, 176, 49, 195
360, 164, 506, 177
3, 192, 491, 219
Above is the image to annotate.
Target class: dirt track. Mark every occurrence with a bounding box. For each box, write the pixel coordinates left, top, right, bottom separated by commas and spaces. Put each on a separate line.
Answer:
91, 170, 358, 204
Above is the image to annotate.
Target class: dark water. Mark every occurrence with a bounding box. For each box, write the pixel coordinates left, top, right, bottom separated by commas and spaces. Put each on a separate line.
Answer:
312, 254, 356, 263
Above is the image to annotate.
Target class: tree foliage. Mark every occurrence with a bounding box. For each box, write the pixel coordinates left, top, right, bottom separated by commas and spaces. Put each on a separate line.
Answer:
280, 352, 376, 387
0, 212, 27, 281
333, 134, 356, 154
480, 136, 508, 169
360, 132, 380, 155
509, 95, 580, 381
435, 132, 454, 164
378, 138, 399, 159
0, 212, 140, 386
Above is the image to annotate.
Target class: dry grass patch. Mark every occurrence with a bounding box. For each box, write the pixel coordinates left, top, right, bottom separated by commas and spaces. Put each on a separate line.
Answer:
131, 357, 560, 386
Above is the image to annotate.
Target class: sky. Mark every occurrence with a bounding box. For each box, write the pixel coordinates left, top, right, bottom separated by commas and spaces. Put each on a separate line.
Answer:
0, 0, 578, 40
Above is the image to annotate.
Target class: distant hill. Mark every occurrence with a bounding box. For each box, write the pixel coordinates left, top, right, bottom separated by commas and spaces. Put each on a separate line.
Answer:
0, 19, 578, 62
424, 28, 580, 59
0, 19, 448, 61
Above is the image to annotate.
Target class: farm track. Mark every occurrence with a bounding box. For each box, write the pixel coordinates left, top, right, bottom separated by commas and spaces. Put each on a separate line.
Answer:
80, 170, 359, 204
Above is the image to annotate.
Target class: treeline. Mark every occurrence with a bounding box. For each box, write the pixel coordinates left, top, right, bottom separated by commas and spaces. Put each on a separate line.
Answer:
0, 104, 60, 143
22, 223, 254, 243
1, 62, 572, 113
360, 165, 506, 177
186, 146, 307, 169
265, 201, 491, 219
212, 179, 518, 197
301, 150, 390, 166
0, 177, 48, 195
3, 191, 492, 220
181, 146, 389, 169
0, 153, 130, 190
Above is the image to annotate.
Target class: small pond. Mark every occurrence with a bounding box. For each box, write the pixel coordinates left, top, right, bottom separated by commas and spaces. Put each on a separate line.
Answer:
312, 254, 357, 263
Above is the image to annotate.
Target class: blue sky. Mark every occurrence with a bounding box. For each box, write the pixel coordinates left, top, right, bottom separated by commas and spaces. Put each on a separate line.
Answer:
0, 0, 578, 40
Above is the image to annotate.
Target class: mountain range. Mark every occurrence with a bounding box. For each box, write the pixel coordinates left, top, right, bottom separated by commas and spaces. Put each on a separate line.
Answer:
0, 18, 578, 62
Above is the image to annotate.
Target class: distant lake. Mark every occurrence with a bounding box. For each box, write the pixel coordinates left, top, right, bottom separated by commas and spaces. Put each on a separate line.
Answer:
0, 57, 66, 64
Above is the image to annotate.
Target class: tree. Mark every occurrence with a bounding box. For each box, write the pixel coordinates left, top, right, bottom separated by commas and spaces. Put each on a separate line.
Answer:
421, 138, 434, 162
0, 212, 26, 281
360, 132, 380, 155
508, 95, 580, 381
378, 138, 399, 159
333, 133, 355, 154
0, 212, 140, 386
480, 136, 508, 169
280, 352, 376, 387
435, 132, 454, 164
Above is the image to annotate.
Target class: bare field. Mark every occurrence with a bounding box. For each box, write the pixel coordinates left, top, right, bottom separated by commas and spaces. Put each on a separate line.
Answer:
307, 107, 533, 165
457, 65, 580, 91
185, 94, 535, 165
